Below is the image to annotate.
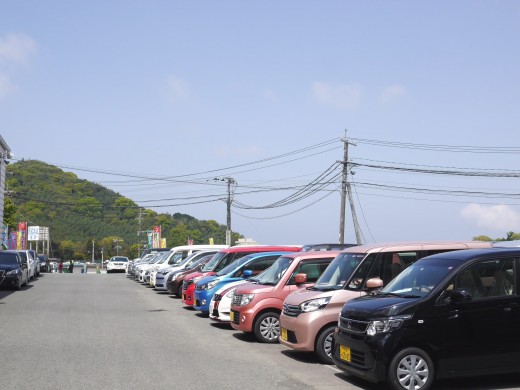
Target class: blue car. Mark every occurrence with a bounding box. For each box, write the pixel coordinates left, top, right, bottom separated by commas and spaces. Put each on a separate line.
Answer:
193, 252, 286, 315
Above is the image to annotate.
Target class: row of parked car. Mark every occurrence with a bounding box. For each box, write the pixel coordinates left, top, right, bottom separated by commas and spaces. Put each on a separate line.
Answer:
0, 249, 52, 290
124, 241, 520, 390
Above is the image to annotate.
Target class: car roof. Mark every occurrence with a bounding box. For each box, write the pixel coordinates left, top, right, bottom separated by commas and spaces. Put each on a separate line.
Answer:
278, 250, 341, 259
218, 245, 302, 253
340, 241, 492, 254
422, 247, 520, 263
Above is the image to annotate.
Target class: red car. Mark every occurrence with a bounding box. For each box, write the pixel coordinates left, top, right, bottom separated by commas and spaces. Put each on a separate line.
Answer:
181, 245, 301, 306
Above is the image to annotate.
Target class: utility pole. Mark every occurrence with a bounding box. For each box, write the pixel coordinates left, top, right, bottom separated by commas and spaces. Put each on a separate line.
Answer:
91, 240, 95, 263
214, 177, 236, 246
338, 131, 362, 244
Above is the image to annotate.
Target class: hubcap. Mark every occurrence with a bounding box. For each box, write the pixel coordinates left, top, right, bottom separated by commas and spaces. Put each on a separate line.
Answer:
259, 316, 280, 341
324, 332, 333, 357
397, 354, 429, 390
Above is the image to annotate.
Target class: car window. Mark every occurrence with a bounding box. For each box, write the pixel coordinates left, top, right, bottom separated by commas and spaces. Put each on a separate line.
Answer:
451, 258, 515, 299
0, 253, 19, 265
288, 258, 333, 284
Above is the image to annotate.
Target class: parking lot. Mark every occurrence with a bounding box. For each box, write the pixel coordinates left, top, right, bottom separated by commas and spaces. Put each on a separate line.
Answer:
1, 272, 519, 390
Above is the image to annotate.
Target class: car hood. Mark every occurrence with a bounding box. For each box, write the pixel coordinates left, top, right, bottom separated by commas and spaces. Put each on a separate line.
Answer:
340, 294, 419, 319
235, 283, 274, 295
0, 264, 19, 271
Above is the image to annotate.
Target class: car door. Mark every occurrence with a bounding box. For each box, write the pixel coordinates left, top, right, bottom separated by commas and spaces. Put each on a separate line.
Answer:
437, 257, 519, 373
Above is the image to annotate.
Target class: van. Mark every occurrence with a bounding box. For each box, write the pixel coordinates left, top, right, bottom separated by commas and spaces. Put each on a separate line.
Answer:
230, 250, 340, 343
331, 247, 520, 390
279, 241, 493, 364
0, 250, 29, 289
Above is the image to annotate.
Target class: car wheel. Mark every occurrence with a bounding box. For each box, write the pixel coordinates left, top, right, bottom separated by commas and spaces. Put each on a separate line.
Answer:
253, 312, 280, 343
387, 347, 434, 390
315, 325, 336, 364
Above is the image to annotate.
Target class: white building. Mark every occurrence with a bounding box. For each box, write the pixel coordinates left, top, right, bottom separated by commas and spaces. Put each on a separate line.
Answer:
0, 135, 12, 226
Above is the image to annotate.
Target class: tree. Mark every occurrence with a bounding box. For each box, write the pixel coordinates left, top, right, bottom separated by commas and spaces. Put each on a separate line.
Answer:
3, 197, 17, 230
473, 235, 492, 241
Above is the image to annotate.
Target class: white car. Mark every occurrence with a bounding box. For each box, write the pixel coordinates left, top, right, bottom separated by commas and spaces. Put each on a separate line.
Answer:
209, 279, 248, 322
106, 256, 129, 273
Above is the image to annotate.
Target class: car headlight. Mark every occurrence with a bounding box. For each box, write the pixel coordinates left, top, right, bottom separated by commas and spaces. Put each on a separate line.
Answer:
239, 293, 255, 306
7, 269, 19, 275
193, 276, 203, 283
207, 280, 218, 290
300, 296, 331, 313
225, 288, 236, 298
366, 315, 411, 336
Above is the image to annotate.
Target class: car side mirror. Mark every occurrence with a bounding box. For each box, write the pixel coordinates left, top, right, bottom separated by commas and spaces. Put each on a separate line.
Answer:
450, 288, 472, 302
365, 277, 384, 290
295, 273, 308, 285
243, 270, 253, 277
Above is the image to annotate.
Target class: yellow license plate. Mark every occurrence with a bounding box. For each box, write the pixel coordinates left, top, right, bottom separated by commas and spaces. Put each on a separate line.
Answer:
182, 294, 186, 301
281, 327, 288, 341
230, 311, 234, 322
339, 345, 351, 362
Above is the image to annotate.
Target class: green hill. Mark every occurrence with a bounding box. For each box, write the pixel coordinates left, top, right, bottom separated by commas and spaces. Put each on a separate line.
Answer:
5, 160, 239, 259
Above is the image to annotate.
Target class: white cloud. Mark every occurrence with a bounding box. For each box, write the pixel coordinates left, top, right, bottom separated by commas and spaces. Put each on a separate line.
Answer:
0, 33, 36, 64
166, 75, 189, 101
312, 82, 361, 109
0, 73, 15, 100
380, 84, 407, 103
460, 203, 520, 231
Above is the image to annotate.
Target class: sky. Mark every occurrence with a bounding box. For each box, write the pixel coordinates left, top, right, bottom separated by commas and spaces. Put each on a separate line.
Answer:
1, 1, 520, 246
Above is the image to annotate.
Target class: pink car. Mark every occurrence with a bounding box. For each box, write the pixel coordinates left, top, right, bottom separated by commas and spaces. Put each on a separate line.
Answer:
229, 251, 339, 343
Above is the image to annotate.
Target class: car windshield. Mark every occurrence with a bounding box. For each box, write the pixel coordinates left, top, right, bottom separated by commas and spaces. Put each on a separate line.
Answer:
201, 251, 227, 272
216, 255, 254, 276
253, 256, 292, 286
378, 259, 455, 298
0, 253, 18, 265
112, 257, 128, 262
312, 253, 365, 291
18, 252, 27, 261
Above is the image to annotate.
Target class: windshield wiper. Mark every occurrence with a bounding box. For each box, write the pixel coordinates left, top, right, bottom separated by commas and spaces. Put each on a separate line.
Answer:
377, 292, 421, 298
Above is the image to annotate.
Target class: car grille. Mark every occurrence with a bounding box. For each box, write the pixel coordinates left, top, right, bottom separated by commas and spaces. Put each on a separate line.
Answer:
183, 279, 194, 289
195, 299, 201, 307
338, 315, 369, 335
212, 308, 219, 318
232, 294, 242, 306
282, 303, 301, 317
231, 309, 240, 325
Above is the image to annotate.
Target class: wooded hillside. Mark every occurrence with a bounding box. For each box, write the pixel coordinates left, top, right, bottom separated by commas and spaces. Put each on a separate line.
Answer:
5, 160, 239, 259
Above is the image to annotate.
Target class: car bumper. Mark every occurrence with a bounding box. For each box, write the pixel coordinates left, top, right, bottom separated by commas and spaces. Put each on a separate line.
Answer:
209, 295, 232, 322
0, 274, 21, 287
229, 306, 255, 333
154, 274, 168, 290
182, 284, 196, 306
279, 310, 336, 352
331, 327, 389, 383
193, 290, 215, 313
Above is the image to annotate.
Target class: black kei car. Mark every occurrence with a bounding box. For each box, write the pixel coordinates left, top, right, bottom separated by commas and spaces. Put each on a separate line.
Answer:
0, 250, 29, 290
332, 247, 519, 390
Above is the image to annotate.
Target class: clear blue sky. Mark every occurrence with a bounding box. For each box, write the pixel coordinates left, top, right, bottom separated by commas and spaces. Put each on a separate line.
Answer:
1, 1, 519, 245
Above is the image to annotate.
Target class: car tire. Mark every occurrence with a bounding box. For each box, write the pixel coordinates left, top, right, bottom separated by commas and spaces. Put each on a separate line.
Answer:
176, 284, 183, 297
253, 312, 280, 343
315, 325, 336, 364
387, 347, 434, 390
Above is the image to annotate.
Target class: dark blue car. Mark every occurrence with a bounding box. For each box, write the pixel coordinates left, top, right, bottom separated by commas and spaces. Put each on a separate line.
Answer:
0, 250, 29, 290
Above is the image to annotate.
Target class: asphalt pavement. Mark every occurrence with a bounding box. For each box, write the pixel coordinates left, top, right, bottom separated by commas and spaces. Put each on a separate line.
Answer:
1, 272, 519, 390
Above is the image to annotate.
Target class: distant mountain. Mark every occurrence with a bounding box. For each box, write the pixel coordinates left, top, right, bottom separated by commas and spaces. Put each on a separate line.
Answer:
5, 160, 238, 258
